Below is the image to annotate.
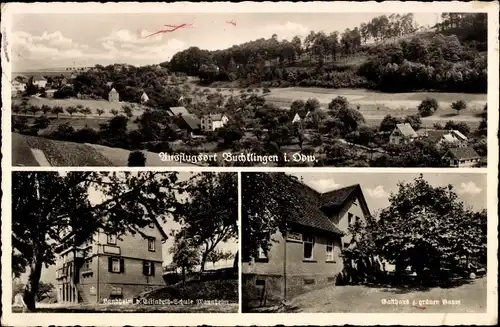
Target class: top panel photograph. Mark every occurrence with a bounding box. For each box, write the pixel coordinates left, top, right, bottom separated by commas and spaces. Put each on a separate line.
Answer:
8, 9, 489, 167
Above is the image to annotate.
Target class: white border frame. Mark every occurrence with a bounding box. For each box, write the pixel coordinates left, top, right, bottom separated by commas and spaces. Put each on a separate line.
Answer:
2, 1, 498, 326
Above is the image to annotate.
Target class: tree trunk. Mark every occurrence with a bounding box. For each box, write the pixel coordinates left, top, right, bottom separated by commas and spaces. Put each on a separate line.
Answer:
24, 251, 44, 312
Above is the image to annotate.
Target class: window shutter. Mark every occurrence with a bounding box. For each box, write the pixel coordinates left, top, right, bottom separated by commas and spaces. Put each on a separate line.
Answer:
151, 262, 155, 276
108, 257, 113, 272
120, 258, 125, 273
142, 261, 148, 276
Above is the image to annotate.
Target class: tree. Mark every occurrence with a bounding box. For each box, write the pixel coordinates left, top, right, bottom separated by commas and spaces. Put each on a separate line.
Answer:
174, 173, 238, 273
450, 100, 467, 115
36, 282, 55, 302
96, 109, 105, 117
477, 104, 487, 136
242, 173, 311, 261
128, 151, 146, 166
66, 107, 77, 117
29, 106, 40, 116
374, 175, 486, 283
41, 105, 52, 116
290, 100, 305, 113
444, 121, 470, 136
327, 96, 365, 135
206, 249, 235, 268
122, 105, 134, 118
80, 107, 92, 118
12, 171, 181, 311
110, 109, 119, 116
51, 106, 64, 118
304, 98, 320, 112
379, 115, 401, 132
404, 114, 422, 131
169, 231, 201, 285
417, 98, 439, 117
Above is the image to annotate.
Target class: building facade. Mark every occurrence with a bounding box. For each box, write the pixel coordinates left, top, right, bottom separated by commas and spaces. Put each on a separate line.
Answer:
200, 114, 229, 132
242, 183, 371, 308
444, 146, 481, 167
108, 88, 120, 102
389, 123, 418, 145
55, 222, 166, 304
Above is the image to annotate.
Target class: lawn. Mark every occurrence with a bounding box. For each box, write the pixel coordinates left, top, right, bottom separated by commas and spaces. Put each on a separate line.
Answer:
13, 133, 114, 167
250, 277, 487, 313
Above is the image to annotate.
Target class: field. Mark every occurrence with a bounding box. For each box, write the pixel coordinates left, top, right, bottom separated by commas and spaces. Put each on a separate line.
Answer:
208, 86, 486, 129
12, 97, 149, 118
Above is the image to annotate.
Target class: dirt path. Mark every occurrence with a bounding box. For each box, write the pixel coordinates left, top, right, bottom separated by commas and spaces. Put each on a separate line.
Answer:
270, 278, 486, 313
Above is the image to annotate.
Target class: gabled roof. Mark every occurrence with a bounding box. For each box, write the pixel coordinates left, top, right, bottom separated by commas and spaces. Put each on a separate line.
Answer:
180, 114, 201, 130
169, 106, 189, 116
425, 130, 448, 143
109, 87, 118, 94
204, 114, 223, 121
286, 179, 371, 235
447, 146, 481, 160
451, 130, 468, 141
394, 123, 418, 137
34, 75, 47, 81
442, 134, 457, 143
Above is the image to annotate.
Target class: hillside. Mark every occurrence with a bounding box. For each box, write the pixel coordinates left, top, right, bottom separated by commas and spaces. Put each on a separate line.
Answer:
165, 13, 487, 93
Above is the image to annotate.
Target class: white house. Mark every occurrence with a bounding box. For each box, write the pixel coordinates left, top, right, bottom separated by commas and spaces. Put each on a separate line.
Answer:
108, 88, 120, 102
200, 114, 229, 132
140, 92, 149, 104
33, 76, 48, 89
389, 123, 418, 145
422, 129, 468, 149
292, 113, 301, 124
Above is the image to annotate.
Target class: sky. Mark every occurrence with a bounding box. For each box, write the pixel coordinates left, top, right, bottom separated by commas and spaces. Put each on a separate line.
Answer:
11, 12, 440, 71
290, 172, 487, 215
21, 171, 238, 285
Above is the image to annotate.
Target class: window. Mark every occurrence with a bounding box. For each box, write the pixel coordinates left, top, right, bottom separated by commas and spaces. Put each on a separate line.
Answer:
143, 261, 155, 276
83, 258, 92, 271
148, 237, 155, 252
303, 235, 315, 260
108, 257, 124, 273
356, 216, 360, 224
348, 213, 353, 225
107, 234, 117, 245
326, 241, 334, 262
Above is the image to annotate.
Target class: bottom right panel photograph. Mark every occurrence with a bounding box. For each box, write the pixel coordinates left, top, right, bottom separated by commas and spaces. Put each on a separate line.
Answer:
241, 172, 487, 313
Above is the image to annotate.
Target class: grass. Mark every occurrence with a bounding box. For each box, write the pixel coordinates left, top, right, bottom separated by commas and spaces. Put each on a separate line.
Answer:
14, 133, 114, 166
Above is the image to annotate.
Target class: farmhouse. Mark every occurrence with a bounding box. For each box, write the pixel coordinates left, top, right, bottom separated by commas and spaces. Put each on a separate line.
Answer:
389, 123, 418, 145
242, 182, 371, 307
176, 114, 201, 135
200, 114, 229, 132
140, 92, 149, 104
292, 113, 301, 124
168, 106, 190, 116
108, 88, 120, 102
422, 129, 468, 149
54, 221, 167, 304
444, 146, 481, 168
32, 75, 48, 89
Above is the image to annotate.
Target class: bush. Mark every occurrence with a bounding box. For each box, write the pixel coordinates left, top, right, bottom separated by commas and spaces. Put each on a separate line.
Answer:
417, 98, 439, 117
444, 121, 470, 136
263, 88, 271, 94
128, 150, 146, 166
451, 100, 467, 114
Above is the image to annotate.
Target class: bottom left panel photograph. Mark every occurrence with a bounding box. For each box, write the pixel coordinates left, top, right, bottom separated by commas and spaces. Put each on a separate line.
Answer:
10, 171, 239, 313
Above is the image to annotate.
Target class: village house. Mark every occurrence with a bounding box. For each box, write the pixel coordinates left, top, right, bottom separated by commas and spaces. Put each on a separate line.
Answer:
11, 80, 26, 97
45, 89, 58, 98
176, 114, 201, 135
140, 92, 149, 104
389, 123, 418, 145
108, 88, 120, 102
443, 146, 481, 167
421, 129, 468, 149
32, 75, 48, 89
242, 182, 371, 307
54, 220, 167, 304
200, 114, 229, 132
